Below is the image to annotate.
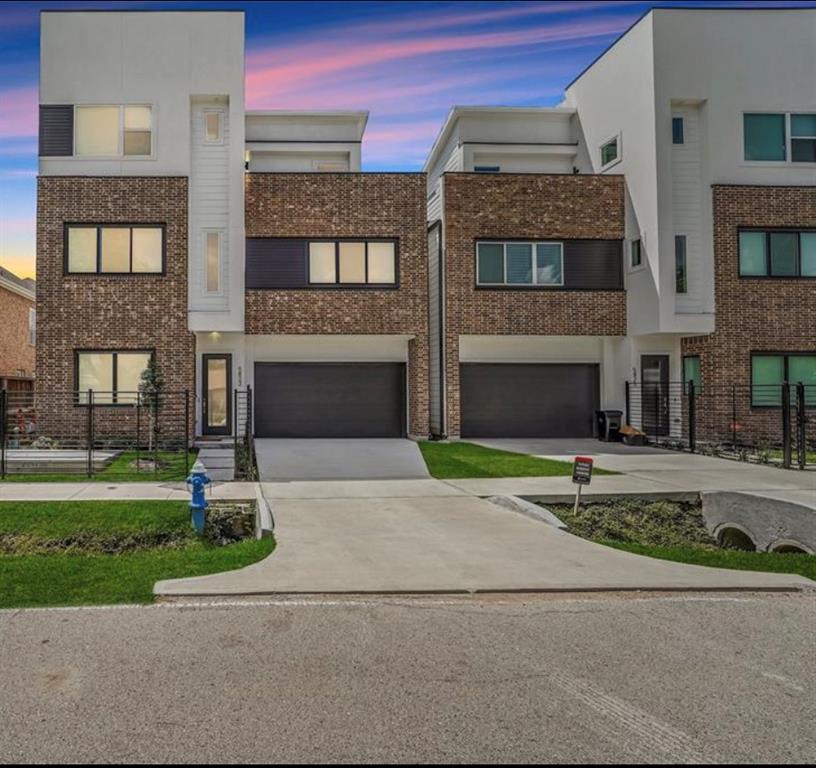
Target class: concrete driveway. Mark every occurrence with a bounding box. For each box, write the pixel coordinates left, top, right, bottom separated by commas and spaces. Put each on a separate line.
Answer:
156, 484, 813, 596
254, 438, 430, 481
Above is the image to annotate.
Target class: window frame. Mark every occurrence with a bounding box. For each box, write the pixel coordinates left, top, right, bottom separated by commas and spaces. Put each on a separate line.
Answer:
791, 113, 816, 163
63, 223, 166, 276
73, 104, 154, 159
306, 238, 399, 288
742, 111, 816, 166
475, 240, 565, 289
599, 133, 622, 171
737, 227, 816, 280
750, 351, 816, 409
202, 109, 224, 145
74, 349, 155, 407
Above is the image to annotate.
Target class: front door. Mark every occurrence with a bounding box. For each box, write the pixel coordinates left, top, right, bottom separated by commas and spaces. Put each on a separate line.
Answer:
202, 354, 231, 436
641, 355, 670, 437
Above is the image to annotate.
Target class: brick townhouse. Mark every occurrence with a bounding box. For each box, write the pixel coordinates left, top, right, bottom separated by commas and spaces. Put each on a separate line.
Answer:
0, 266, 36, 391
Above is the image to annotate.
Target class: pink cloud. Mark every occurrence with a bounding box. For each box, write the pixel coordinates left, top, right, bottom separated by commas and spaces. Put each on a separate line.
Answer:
246, 15, 628, 103
0, 86, 37, 138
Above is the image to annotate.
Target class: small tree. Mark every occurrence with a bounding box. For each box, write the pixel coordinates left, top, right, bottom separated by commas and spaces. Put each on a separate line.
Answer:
138, 357, 165, 455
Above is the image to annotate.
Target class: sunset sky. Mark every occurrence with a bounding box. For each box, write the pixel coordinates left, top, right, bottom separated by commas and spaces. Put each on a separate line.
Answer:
1, 0, 812, 280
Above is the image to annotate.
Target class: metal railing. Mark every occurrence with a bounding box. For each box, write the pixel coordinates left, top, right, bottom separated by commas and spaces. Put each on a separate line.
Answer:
0, 388, 192, 479
234, 386, 257, 480
625, 381, 814, 470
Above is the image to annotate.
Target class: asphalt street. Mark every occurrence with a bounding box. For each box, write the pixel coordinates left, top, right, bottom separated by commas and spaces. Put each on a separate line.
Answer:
1, 593, 814, 764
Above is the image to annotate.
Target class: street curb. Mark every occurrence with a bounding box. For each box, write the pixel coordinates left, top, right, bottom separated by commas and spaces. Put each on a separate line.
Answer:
486, 495, 569, 530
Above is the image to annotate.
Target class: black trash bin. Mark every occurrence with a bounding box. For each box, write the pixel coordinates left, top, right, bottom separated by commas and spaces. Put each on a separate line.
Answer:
595, 409, 623, 442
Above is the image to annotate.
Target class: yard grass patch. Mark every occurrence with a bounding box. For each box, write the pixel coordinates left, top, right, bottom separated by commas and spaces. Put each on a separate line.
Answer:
419, 441, 615, 479
0, 500, 274, 608
549, 498, 816, 581
1, 450, 199, 483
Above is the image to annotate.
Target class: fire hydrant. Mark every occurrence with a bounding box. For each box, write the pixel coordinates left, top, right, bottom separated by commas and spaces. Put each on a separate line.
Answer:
186, 460, 211, 535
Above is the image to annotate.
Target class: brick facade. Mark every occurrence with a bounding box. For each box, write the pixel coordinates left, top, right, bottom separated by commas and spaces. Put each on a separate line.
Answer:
681, 184, 816, 443
245, 172, 429, 437
442, 173, 626, 437
0, 282, 35, 383
35, 176, 194, 442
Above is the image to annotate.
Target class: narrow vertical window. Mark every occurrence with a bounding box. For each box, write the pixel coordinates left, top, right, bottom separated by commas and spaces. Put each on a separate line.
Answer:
675, 235, 688, 293
205, 112, 221, 143
206, 232, 221, 293
672, 117, 684, 145
28, 308, 36, 346
631, 239, 642, 268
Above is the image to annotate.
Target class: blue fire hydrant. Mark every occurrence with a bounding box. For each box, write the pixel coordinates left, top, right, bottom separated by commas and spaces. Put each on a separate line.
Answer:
186, 459, 211, 535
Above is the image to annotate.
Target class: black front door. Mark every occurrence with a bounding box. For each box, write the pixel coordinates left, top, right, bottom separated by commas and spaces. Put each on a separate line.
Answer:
641, 355, 670, 437
203, 354, 232, 436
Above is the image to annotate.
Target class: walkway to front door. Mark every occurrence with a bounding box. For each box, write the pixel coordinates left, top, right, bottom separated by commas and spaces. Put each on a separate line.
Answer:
254, 438, 430, 481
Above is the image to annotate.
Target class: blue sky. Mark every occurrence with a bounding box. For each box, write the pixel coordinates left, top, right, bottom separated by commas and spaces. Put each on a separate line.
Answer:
1, 0, 814, 278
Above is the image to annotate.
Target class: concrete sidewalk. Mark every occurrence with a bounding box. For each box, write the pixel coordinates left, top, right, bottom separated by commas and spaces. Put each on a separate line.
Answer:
155, 494, 814, 595
0, 481, 258, 501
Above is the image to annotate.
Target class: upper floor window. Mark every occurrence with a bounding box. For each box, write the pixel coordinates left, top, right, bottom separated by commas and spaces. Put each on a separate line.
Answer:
630, 238, 642, 269
476, 241, 563, 287
66, 225, 164, 275
204, 111, 222, 144
474, 166, 500, 173
600, 135, 620, 170
675, 235, 688, 293
205, 231, 222, 293
672, 117, 685, 145
308, 240, 397, 286
744, 112, 816, 163
75, 105, 152, 157
739, 229, 816, 278
28, 308, 36, 346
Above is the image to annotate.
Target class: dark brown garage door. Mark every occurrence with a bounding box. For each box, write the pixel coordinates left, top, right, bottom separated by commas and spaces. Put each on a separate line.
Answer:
460, 363, 600, 438
254, 363, 406, 438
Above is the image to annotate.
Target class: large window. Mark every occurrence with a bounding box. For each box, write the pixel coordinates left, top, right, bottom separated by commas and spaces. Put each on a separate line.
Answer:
307, 240, 397, 286
476, 241, 563, 287
66, 225, 164, 274
738, 229, 816, 278
751, 353, 816, 407
744, 112, 816, 163
683, 355, 701, 392
76, 351, 152, 405
75, 105, 152, 157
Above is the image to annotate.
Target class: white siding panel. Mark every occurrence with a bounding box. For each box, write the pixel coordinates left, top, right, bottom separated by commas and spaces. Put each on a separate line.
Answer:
671, 106, 704, 314
190, 103, 230, 312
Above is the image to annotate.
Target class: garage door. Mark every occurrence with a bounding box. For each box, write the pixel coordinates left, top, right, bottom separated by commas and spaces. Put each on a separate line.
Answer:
460, 363, 600, 438
254, 363, 406, 438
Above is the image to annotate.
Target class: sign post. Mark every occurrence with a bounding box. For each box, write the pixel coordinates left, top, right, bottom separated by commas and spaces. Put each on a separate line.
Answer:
572, 456, 593, 515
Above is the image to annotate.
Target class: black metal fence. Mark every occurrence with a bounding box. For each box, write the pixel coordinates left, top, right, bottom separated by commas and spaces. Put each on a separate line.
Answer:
0, 389, 192, 479
625, 381, 815, 470
234, 386, 257, 480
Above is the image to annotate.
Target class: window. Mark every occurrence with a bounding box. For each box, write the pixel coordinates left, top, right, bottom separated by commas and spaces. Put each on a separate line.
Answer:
66, 225, 164, 274
752, 353, 816, 407
675, 235, 687, 293
738, 229, 816, 278
76, 351, 152, 405
28, 308, 35, 346
206, 231, 221, 293
683, 356, 701, 392
75, 105, 152, 157
744, 113, 786, 161
672, 117, 684, 145
744, 112, 816, 163
791, 114, 816, 163
600, 136, 619, 168
631, 238, 642, 268
307, 240, 397, 286
204, 112, 222, 143
475, 241, 563, 287
474, 166, 500, 173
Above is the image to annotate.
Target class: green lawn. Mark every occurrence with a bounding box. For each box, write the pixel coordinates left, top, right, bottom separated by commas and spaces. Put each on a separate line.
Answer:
0, 501, 274, 608
602, 541, 816, 582
1, 450, 198, 483
419, 441, 615, 479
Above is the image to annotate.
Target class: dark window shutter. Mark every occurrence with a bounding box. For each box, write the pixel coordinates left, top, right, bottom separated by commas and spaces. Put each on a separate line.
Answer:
246, 239, 308, 288
39, 105, 74, 157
